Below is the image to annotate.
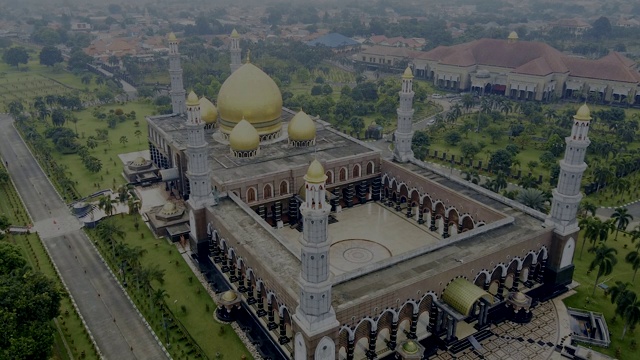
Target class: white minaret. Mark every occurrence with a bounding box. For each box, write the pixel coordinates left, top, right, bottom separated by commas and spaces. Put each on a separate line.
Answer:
546, 104, 591, 234
185, 91, 212, 205
393, 66, 415, 162
230, 29, 242, 73
293, 160, 339, 348
168, 32, 186, 114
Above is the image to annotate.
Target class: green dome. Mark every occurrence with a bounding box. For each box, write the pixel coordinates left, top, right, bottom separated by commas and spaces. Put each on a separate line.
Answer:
402, 340, 419, 354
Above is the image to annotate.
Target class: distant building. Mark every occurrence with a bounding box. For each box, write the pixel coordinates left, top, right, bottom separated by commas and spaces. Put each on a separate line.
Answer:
547, 18, 591, 36
306, 33, 360, 53
410, 34, 640, 104
367, 35, 425, 50
71, 23, 92, 32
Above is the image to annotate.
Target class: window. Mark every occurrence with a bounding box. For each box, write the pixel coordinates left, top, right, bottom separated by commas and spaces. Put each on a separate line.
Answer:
353, 164, 361, 178
264, 184, 273, 199
325, 171, 333, 185
339, 168, 347, 182
279, 180, 289, 195
366, 161, 374, 175
247, 187, 256, 202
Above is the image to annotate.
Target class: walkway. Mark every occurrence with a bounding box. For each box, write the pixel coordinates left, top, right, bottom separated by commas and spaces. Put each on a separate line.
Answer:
0, 114, 168, 360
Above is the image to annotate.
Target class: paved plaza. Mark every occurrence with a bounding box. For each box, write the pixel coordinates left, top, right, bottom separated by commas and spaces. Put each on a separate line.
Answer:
277, 202, 441, 275
432, 301, 561, 360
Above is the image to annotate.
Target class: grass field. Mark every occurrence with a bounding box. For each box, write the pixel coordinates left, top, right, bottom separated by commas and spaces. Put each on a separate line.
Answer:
0, 163, 99, 360
563, 230, 640, 359
37, 101, 156, 198
87, 214, 252, 359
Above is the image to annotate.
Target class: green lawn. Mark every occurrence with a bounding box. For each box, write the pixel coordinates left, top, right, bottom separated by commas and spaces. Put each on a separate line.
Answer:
564, 230, 640, 359
88, 214, 252, 359
0, 163, 99, 360
42, 101, 156, 198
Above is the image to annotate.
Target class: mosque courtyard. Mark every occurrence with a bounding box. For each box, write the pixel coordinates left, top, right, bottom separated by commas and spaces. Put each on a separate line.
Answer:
277, 201, 441, 275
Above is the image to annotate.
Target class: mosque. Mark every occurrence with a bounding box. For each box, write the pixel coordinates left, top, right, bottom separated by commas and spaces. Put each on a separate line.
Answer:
137, 30, 590, 359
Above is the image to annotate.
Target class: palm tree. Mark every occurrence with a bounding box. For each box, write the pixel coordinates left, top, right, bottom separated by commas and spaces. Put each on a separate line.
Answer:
495, 172, 508, 192
579, 201, 597, 218
516, 188, 548, 212
518, 174, 538, 189
151, 288, 169, 317
500, 101, 513, 116
97, 219, 125, 260
592, 164, 613, 193
461, 93, 475, 112
450, 103, 463, 120
95, 76, 105, 86
626, 249, 640, 283
119, 135, 128, 147
588, 244, 618, 296
98, 195, 115, 217
134, 129, 142, 144
609, 281, 632, 307
621, 296, 640, 339
611, 207, 633, 241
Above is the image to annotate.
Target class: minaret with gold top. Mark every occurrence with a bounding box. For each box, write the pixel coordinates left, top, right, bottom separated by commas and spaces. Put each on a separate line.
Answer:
293, 160, 339, 358
230, 29, 242, 73
393, 66, 415, 163
168, 32, 186, 114
546, 103, 591, 234
544, 104, 592, 293
185, 91, 214, 257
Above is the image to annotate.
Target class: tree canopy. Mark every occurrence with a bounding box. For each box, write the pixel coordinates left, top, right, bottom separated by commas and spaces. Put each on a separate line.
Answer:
39, 46, 63, 67
0, 242, 61, 359
2, 47, 29, 68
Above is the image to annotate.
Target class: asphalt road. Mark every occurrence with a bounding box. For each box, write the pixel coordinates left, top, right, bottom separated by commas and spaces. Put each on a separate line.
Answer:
0, 115, 167, 360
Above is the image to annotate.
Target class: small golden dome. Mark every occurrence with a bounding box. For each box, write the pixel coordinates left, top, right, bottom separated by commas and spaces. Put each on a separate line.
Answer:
288, 110, 316, 141
199, 97, 218, 124
221, 290, 237, 302
217, 63, 283, 135
229, 119, 259, 151
575, 103, 591, 121
231, 28, 240, 39
508, 31, 519, 40
402, 66, 414, 79
304, 159, 327, 184
186, 91, 199, 106
168, 32, 177, 41
402, 341, 419, 354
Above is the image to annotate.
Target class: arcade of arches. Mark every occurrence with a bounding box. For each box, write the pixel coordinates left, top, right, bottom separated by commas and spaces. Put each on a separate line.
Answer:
206, 221, 549, 359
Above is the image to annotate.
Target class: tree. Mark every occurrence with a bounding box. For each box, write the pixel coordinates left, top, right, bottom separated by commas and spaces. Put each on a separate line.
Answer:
0, 169, 9, 186
38, 46, 63, 67
151, 288, 169, 316
516, 188, 548, 212
2, 47, 29, 68
488, 149, 513, 173
588, 244, 617, 296
444, 130, 462, 146
619, 293, 640, 339
546, 133, 565, 157
579, 201, 597, 218
460, 141, 480, 160
134, 130, 142, 144
579, 217, 612, 259
51, 109, 66, 127
119, 135, 128, 147
349, 117, 365, 138
626, 248, 640, 283
589, 16, 612, 38
97, 219, 125, 259
0, 243, 61, 360
7, 101, 24, 118
411, 131, 430, 160
611, 207, 633, 241
98, 195, 115, 217
486, 125, 503, 144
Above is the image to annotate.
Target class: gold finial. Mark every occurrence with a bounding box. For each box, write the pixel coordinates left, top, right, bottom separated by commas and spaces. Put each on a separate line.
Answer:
246, 49, 251, 64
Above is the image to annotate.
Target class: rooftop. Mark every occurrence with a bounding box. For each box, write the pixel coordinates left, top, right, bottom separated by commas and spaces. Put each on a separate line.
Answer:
147, 110, 379, 188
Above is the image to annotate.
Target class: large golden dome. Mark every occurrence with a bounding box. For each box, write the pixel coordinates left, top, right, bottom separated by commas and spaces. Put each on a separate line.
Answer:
288, 110, 316, 141
229, 119, 260, 151
304, 159, 327, 184
199, 97, 218, 124
575, 103, 591, 121
217, 63, 283, 136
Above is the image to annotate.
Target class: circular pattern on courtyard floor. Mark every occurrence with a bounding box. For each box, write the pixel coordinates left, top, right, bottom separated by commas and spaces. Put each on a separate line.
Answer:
330, 239, 392, 273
